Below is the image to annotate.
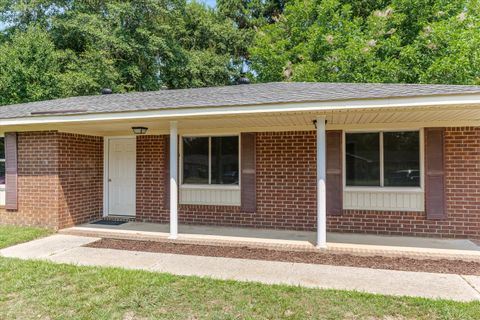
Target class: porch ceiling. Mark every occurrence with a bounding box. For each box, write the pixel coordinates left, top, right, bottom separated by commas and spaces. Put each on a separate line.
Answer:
3, 103, 480, 136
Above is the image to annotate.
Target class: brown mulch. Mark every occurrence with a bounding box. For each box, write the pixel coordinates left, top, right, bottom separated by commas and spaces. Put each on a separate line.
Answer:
86, 238, 480, 276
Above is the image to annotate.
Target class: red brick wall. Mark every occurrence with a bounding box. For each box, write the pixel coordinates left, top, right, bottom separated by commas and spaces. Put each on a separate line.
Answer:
136, 129, 480, 239
179, 132, 316, 229
327, 127, 480, 239
135, 132, 317, 230
253, 131, 317, 229
0, 131, 103, 230
4, 128, 480, 239
58, 133, 103, 228
136, 135, 169, 222
0, 131, 60, 228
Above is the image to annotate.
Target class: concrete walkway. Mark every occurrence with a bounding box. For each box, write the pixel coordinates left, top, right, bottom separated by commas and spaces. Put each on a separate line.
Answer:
1, 234, 480, 302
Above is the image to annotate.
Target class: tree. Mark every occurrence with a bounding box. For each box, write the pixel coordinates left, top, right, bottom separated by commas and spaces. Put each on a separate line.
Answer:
160, 1, 251, 88
401, 0, 480, 84
0, 0, 250, 105
0, 27, 60, 105
250, 0, 480, 84
0, 0, 70, 31
217, 0, 289, 28
217, 0, 289, 68
51, 0, 184, 91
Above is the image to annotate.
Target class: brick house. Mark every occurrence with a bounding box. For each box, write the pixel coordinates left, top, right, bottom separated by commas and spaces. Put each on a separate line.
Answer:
1, 82, 480, 246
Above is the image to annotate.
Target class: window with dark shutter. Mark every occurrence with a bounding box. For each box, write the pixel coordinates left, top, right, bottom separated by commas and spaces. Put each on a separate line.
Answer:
240, 133, 256, 212
326, 131, 343, 215
0, 137, 4, 185
425, 128, 446, 219
5, 132, 18, 210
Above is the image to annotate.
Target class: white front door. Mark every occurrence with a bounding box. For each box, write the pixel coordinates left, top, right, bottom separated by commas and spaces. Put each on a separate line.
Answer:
108, 138, 136, 216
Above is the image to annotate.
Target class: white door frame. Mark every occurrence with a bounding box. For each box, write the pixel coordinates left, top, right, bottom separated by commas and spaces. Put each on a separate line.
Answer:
103, 136, 136, 217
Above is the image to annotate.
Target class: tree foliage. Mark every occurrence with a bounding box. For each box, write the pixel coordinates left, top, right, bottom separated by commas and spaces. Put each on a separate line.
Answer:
250, 0, 480, 84
0, 0, 479, 106
0, 0, 250, 104
217, 0, 289, 29
0, 27, 60, 105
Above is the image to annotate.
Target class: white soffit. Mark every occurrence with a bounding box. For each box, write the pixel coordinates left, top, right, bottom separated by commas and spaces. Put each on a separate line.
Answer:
1, 105, 478, 136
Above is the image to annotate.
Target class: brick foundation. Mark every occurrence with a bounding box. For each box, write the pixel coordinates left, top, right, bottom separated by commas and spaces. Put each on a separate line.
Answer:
0, 131, 103, 230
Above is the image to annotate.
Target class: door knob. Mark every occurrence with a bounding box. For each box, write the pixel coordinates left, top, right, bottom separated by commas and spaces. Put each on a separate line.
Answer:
108, 179, 112, 182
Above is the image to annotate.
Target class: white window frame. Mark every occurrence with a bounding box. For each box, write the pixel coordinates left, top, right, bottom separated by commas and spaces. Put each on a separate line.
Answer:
179, 133, 241, 190
343, 129, 424, 193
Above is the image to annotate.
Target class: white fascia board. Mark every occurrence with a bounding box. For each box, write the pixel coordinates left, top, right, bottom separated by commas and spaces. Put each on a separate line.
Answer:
1, 94, 480, 126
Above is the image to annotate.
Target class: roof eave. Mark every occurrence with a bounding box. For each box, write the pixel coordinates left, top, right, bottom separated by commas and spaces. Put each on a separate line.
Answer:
2, 93, 480, 126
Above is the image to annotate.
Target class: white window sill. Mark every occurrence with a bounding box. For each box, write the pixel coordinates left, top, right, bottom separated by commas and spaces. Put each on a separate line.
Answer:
180, 184, 240, 191
179, 201, 240, 206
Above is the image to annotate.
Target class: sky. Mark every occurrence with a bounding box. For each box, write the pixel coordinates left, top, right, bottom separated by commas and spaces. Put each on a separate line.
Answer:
200, 0, 216, 7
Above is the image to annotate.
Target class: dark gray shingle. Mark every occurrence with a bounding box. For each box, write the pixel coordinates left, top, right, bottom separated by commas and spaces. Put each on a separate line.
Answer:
2, 82, 480, 119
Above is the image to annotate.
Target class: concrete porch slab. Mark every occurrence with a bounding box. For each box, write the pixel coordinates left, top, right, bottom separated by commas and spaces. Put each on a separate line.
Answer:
59, 222, 480, 261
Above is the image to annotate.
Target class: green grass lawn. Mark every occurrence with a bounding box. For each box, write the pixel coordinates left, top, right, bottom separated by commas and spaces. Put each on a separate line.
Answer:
0, 226, 479, 319
1, 258, 479, 320
0, 225, 51, 249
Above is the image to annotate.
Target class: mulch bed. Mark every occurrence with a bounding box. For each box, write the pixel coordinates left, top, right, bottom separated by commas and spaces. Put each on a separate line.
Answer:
86, 238, 480, 276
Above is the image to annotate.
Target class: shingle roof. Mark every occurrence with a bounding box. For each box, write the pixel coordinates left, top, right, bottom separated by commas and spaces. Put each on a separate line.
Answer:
2, 82, 480, 119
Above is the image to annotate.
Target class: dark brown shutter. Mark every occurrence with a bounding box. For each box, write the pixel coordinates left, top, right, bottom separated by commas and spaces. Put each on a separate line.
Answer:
425, 128, 446, 219
163, 135, 170, 210
241, 132, 256, 212
5, 132, 18, 210
326, 130, 343, 215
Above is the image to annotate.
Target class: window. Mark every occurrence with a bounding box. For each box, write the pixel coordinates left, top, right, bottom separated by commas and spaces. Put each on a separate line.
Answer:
346, 131, 420, 187
182, 136, 239, 185
211, 136, 239, 185
345, 133, 380, 186
0, 137, 4, 185
383, 132, 420, 187
183, 137, 209, 184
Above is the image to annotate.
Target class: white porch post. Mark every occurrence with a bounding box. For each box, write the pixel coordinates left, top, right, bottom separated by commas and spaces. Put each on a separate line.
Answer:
169, 121, 178, 239
316, 115, 327, 248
